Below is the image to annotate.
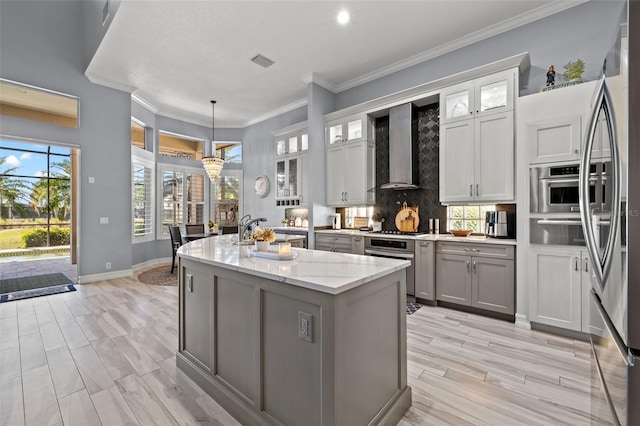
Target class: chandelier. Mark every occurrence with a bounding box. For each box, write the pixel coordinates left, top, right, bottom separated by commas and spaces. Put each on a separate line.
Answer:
202, 100, 224, 181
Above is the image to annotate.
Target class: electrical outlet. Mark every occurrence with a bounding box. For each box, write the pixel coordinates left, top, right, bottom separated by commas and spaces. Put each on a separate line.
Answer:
105, 262, 111, 270
298, 311, 312, 342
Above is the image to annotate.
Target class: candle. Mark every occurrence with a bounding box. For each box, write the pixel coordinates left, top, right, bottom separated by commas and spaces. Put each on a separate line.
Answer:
278, 242, 291, 255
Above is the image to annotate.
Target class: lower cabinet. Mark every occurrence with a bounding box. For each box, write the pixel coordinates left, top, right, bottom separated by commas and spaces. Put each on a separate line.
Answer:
414, 240, 435, 301
181, 262, 214, 371
529, 247, 594, 332
315, 233, 360, 254
435, 242, 515, 315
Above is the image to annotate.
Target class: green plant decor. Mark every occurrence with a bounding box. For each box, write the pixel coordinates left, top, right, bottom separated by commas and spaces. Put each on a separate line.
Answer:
561, 59, 585, 82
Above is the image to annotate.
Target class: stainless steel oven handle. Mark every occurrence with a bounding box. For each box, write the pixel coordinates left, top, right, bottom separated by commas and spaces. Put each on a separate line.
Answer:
591, 289, 635, 367
364, 249, 414, 259
541, 177, 597, 185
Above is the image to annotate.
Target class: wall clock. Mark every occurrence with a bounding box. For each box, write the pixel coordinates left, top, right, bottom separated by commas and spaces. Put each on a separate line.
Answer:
254, 175, 270, 198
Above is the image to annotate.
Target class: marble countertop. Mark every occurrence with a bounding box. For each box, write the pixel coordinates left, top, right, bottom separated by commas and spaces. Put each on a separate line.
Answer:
314, 229, 517, 246
177, 235, 410, 295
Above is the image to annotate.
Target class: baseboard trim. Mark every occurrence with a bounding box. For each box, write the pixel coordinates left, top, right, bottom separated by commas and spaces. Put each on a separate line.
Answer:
132, 257, 172, 272
78, 269, 132, 284
515, 314, 531, 329
531, 321, 590, 341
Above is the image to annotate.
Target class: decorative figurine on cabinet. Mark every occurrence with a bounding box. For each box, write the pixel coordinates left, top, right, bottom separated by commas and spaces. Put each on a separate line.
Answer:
546, 65, 556, 86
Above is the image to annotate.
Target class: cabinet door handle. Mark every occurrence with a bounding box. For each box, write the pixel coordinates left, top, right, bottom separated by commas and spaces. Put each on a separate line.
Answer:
344, 192, 348, 202
473, 261, 477, 273
584, 258, 589, 272
187, 274, 193, 292
466, 260, 470, 273
476, 184, 479, 196
469, 184, 473, 196
574, 257, 579, 271
574, 149, 579, 154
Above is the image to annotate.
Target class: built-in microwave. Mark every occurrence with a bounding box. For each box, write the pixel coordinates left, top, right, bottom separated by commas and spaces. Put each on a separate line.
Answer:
530, 163, 610, 214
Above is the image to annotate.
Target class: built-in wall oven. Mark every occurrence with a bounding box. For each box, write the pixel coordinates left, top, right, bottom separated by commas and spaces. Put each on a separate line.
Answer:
364, 236, 415, 296
530, 162, 610, 214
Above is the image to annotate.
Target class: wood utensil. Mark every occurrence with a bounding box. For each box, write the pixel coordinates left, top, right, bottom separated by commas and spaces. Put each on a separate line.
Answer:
394, 202, 420, 232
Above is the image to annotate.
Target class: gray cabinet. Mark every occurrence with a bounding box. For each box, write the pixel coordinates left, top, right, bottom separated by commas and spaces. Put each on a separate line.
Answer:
352, 235, 365, 255
415, 240, 435, 301
315, 233, 353, 253
436, 242, 515, 315
528, 247, 602, 332
180, 262, 214, 371
326, 140, 375, 206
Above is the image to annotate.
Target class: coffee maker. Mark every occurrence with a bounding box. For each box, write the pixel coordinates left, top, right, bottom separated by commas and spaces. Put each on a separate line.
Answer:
485, 211, 515, 238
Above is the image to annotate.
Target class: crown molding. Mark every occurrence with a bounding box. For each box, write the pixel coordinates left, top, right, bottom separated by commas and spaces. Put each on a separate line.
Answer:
335, 0, 587, 92
84, 69, 138, 94
301, 72, 337, 93
131, 93, 159, 113
243, 97, 308, 127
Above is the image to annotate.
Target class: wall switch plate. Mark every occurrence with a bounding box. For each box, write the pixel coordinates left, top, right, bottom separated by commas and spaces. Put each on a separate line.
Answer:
99, 217, 109, 224
298, 311, 312, 343
105, 262, 111, 270
88, 176, 95, 184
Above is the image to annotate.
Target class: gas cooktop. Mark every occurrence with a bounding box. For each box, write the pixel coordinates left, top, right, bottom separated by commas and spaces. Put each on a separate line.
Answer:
369, 230, 425, 236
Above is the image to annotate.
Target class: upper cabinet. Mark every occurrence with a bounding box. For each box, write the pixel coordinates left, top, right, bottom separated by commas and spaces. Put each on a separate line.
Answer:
439, 69, 516, 203
326, 112, 375, 145
273, 122, 308, 207
325, 112, 376, 207
440, 69, 514, 125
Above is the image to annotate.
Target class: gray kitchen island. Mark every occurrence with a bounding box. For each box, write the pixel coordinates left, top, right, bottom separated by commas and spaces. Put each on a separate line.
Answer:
176, 235, 411, 426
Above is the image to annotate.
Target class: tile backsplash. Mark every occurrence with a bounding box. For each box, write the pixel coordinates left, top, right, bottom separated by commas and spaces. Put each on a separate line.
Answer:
374, 103, 447, 233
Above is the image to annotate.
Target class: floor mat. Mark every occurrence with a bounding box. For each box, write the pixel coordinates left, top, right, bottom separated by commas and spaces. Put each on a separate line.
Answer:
0, 273, 73, 293
137, 264, 177, 286
0, 273, 75, 303
407, 302, 422, 315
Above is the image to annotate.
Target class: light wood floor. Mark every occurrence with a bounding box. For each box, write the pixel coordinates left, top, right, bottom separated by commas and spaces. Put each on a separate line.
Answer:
0, 272, 607, 425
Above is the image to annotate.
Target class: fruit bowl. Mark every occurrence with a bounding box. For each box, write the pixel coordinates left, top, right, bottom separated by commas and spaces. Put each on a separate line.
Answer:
449, 229, 473, 237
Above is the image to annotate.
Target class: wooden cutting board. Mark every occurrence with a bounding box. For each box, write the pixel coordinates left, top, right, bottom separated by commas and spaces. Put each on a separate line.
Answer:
394, 203, 419, 232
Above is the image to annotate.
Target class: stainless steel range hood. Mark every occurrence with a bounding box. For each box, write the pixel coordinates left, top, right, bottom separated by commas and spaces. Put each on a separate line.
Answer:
380, 103, 420, 190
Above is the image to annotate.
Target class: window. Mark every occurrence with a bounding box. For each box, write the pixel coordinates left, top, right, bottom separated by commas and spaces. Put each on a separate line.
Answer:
132, 148, 154, 243
0, 140, 72, 250
158, 165, 207, 238
446, 205, 495, 233
344, 206, 374, 228
212, 170, 241, 227
215, 142, 242, 164
159, 131, 203, 160
0, 79, 79, 128
131, 120, 146, 149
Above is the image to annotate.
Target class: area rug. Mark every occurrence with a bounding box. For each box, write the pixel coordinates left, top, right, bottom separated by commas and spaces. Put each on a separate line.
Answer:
137, 264, 177, 286
406, 302, 422, 315
0, 273, 75, 303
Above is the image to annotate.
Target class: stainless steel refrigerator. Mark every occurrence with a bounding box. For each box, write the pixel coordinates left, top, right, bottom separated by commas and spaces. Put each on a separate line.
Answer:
579, 1, 639, 424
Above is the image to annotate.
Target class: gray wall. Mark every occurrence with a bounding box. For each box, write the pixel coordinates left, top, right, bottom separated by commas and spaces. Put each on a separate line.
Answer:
82, 0, 122, 70
0, 0, 132, 279
335, 0, 626, 110
241, 106, 307, 226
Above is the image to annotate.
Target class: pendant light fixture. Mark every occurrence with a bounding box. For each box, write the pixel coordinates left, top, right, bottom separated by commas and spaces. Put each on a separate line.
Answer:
202, 100, 224, 181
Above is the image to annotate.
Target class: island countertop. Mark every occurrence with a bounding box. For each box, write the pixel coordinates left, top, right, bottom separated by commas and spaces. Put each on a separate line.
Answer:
177, 235, 410, 295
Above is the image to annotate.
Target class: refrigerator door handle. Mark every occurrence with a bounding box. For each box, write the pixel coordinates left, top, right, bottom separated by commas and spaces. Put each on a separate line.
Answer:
591, 288, 635, 367
579, 76, 621, 289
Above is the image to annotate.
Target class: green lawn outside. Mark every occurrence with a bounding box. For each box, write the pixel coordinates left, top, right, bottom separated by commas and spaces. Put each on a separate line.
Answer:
0, 228, 28, 250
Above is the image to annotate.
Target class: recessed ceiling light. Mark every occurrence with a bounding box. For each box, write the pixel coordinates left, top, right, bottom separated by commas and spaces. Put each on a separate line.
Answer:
337, 10, 350, 25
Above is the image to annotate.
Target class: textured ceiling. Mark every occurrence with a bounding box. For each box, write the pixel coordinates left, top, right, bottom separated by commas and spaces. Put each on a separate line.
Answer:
85, 0, 584, 128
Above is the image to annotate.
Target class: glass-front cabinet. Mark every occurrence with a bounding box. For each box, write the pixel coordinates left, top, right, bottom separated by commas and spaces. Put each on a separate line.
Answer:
273, 121, 308, 207
440, 69, 514, 124
326, 112, 375, 145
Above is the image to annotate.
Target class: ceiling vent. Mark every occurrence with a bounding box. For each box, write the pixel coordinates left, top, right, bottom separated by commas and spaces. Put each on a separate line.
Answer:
250, 54, 275, 69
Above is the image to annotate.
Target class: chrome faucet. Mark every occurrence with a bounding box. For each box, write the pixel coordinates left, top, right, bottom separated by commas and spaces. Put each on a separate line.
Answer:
239, 217, 267, 242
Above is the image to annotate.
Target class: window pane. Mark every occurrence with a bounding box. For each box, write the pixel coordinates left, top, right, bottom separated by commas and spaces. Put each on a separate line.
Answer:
159, 132, 203, 160
215, 142, 242, 163
464, 206, 479, 219
133, 163, 152, 237
0, 79, 78, 128
131, 121, 145, 149
447, 204, 495, 232
187, 173, 204, 202
216, 176, 240, 202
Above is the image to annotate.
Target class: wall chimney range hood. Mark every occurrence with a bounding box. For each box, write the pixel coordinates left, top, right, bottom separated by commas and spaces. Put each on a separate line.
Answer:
380, 103, 420, 190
